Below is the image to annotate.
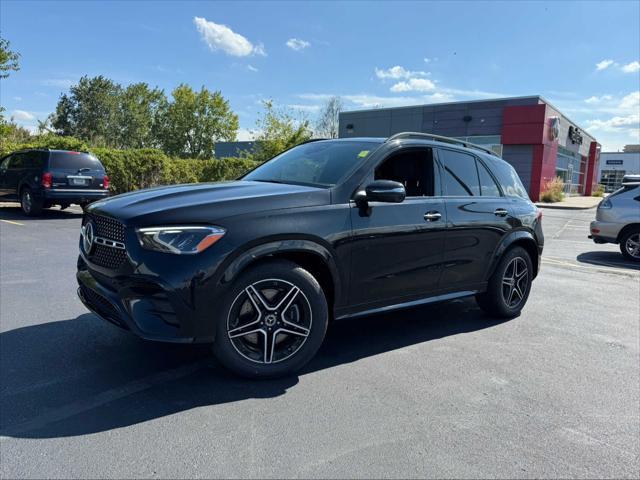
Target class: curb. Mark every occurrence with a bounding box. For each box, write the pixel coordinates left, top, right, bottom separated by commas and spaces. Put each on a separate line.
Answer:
535, 203, 598, 210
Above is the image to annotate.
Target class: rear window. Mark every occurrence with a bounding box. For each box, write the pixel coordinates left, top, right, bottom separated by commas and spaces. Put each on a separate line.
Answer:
49, 152, 104, 170
486, 157, 529, 199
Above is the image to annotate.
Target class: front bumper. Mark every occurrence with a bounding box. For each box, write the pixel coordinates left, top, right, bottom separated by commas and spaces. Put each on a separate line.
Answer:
589, 220, 620, 244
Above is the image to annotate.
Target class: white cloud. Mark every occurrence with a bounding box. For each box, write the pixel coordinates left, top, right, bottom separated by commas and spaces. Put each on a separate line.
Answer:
621, 61, 640, 73
424, 92, 454, 103
287, 104, 321, 113
42, 78, 75, 89
193, 17, 265, 57
286, 38, 310, 51
595, 59, 615, 71
390, 78, 436, 92
375, 66, 426, 80
236, 128, 255, 141
585, 114, 639, 131
247, 64, 258, 72
585, 95, 613, 104
619, 91, 640, 110
13, 96, 22, 101
11, 110, 35, 121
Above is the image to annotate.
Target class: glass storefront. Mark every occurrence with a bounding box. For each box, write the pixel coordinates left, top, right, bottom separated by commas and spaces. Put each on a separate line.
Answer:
556, 146, 585, 195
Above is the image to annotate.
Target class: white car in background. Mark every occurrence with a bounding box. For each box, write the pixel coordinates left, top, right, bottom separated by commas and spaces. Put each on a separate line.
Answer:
589, 175, 640, 262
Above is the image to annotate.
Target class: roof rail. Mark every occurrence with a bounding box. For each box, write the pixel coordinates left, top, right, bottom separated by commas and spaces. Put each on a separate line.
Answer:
385, 132, 499, 157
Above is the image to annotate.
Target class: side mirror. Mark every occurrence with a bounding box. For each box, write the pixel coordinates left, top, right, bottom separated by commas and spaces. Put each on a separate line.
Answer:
362, 179, 406, 203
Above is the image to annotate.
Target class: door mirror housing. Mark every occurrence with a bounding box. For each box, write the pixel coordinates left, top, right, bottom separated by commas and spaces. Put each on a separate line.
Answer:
362, 180, 406, 203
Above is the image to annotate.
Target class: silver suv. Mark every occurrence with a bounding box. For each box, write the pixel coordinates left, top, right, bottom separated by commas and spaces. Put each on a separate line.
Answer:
589, 175, 640, 261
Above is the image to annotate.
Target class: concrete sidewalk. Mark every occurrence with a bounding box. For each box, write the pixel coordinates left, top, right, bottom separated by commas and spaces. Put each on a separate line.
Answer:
535, 195, 602, 210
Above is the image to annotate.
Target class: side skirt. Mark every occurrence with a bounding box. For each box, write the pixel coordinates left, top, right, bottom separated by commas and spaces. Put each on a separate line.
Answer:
335, 290, 478, 320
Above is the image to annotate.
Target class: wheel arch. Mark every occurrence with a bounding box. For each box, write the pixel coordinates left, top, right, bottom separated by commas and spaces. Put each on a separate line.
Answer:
487, 231, 540, 280
616, 223, 640, 243
219, 239, 342, 315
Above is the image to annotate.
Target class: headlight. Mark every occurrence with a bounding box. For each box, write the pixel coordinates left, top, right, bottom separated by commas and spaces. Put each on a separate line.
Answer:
136, 226, 226, 254
599, 198, 612, 209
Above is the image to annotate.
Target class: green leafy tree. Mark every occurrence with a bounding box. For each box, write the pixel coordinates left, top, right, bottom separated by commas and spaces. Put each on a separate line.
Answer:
156, 84, 238, 158
252, 100, 313, 163
0, 36, 20, 79
115, 83, 167, 149
51, 75, 121, 146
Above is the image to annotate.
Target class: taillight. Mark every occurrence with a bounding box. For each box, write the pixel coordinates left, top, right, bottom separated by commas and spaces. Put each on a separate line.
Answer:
41, 172, 53, 189
103, 175, 110, 190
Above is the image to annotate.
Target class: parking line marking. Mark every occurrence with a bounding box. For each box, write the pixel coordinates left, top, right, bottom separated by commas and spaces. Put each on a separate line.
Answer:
0, 219, 24, 226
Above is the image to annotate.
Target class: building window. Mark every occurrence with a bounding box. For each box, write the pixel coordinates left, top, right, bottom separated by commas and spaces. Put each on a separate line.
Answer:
453, 135, 503, 157
600, 170, 627, 193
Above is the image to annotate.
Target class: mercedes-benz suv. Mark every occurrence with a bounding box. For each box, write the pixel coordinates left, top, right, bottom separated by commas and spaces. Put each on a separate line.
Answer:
77, 133, 543, 378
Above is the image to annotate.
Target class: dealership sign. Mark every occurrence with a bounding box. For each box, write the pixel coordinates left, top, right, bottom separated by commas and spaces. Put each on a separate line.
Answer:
606, 159, 624, 165
568, 126, 584, 145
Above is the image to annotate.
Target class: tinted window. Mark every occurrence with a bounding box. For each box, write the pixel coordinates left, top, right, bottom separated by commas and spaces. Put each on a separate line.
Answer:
49, 152, 104, 170
22, 151, 45, 168
486, 157, 529, 199
440, 149, 480, 196
375, 148, 435, 197
477, 159, 501, 197
0, 155, 12, 170
10, 153, 27, 168
243, 141, 379, 187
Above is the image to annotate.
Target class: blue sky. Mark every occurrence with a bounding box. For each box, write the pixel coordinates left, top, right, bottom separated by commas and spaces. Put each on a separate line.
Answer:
1, 0, 639, 150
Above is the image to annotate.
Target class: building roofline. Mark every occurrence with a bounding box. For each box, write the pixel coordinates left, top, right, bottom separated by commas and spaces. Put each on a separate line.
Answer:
340, 94, 598, 145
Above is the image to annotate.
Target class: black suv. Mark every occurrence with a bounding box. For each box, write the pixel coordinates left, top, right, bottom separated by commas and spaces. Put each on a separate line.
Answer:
0, 149, 110, 215
77, 133, 543, 378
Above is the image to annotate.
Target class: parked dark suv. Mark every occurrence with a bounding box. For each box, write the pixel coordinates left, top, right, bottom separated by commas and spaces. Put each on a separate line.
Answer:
0, 149, 110, 216
77, 133, 543, 378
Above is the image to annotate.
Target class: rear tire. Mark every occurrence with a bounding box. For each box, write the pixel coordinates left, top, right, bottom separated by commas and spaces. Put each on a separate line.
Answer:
20, 187, 43, 216
476, 246, 533, 318
213, 259, 328, 379
619, 228, 640, 262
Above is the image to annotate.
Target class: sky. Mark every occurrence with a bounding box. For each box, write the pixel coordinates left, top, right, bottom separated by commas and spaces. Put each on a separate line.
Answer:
1, 0, 639, 151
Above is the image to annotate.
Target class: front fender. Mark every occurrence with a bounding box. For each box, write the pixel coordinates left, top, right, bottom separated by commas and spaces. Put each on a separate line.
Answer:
219, 238, 343, 306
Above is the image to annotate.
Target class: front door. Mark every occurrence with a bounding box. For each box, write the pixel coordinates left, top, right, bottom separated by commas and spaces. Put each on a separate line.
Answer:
349, 147, 447, 308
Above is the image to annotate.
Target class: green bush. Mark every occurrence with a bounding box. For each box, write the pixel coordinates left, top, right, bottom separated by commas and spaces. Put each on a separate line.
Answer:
592, 184, 605, 197
540, 176, 565, 203
0, 135, 259, 195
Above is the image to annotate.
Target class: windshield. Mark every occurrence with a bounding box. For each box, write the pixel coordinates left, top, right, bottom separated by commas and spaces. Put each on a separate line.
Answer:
49, 152, 104, 170
243, 141, 379, 187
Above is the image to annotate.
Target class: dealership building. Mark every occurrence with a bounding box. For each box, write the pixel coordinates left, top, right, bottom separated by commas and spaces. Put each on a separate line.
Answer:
338, 96, 601, 201
597, 145, 640, 192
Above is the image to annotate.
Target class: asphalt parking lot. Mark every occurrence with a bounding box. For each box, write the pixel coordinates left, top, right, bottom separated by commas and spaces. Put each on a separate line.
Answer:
0, 203, 638, 479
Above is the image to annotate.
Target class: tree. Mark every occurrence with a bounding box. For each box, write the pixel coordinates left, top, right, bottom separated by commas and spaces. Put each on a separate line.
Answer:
315, 96, 342, 139
0, 37, 20, 79
115, 83, 166, 149
252, 100, 313, 163
51, 75, 121, 146
156, 84, 238, 158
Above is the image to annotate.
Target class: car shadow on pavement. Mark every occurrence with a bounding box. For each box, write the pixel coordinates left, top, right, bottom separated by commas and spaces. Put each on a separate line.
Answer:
0, 299, 510, 439
577, 251, 640, 271
0, 205, 83, 221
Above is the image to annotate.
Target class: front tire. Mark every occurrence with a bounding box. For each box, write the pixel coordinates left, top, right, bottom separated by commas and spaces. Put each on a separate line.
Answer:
476, 246, 533, 318
619, 228, 640, 262
20, 187, 43, 216
213, 259, 328, 379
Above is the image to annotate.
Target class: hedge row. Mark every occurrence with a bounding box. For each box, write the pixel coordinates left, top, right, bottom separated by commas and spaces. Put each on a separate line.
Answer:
0, 135, 259, 194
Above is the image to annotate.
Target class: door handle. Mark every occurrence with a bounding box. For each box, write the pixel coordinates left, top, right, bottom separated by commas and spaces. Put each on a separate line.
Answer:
424, 211, 442, 221
494, 208, 509, 217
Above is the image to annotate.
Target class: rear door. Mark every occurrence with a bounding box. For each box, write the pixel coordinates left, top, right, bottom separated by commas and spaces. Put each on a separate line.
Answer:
3, 153, 27, 200
0, 155, 13, 198
438, 148, 514, 290
47, 151, 106, 190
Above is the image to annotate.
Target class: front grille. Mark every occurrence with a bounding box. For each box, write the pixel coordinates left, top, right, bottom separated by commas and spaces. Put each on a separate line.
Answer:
79, 285, 126, 329
83, 213, 128, 270
89, 214, 126, 243
92, 244, 128, 270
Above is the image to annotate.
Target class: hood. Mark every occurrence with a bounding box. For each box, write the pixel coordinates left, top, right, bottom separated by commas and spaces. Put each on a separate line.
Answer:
87, 180, 330, 226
